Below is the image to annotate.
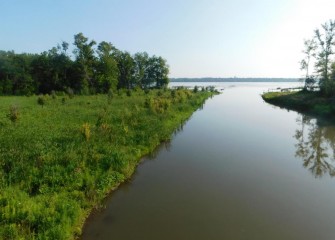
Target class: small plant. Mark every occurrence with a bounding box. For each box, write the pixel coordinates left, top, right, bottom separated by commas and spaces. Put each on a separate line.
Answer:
157, 91, 162, 97
144, 88, 150, 94
7, 105, 20, 123
37, 95, 46, 107
61, 97, 66, 104
80, 123, 91, 141
126, 89, 132, 97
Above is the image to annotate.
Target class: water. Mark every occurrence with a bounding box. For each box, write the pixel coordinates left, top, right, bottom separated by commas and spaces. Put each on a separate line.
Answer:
82, 82, 335, 240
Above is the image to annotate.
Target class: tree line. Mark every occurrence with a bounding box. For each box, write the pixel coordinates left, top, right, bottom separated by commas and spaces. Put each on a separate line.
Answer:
300, 19, 335, 96
0, 33, 169, 95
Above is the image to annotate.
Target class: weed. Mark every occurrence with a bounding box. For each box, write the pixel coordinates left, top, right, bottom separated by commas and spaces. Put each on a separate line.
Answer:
7, 105, 20, 123
81, 123, 91, 141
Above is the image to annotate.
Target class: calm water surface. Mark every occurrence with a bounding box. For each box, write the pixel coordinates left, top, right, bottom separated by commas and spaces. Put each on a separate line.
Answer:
83, 83, 335, 240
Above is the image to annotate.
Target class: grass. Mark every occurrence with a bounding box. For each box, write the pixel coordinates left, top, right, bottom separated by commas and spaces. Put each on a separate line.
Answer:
0, 88, 215, 239
262, 90, 335, 117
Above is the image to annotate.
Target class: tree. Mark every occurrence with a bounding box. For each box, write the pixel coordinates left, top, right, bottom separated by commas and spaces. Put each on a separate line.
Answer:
114, 50, 135, 89
133, 52, 149, 88
31, 43, 72, 93
73, 33, 97, 94
300, 38, 317, 90
0, 51, 15, 94
314, 20, 335, 95
95, 41, 119, 92
147, 56, 169, 88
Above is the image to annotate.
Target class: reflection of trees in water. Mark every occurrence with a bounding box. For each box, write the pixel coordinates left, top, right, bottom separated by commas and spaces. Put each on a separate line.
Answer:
295, 115, 335, 178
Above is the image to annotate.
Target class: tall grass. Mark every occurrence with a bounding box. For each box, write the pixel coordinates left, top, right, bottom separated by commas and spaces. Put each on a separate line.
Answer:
0, 88, 215, 239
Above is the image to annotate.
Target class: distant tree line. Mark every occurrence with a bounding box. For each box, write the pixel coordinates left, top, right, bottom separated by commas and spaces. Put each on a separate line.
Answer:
170, 78, 299, 82
300, 19, 335, 96
0, 33, 169, 95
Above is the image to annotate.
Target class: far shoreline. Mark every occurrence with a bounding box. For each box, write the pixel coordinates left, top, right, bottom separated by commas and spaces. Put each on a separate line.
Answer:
262, 90, 335, 120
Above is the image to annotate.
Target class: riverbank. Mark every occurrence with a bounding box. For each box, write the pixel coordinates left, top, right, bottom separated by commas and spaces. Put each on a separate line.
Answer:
0, 89, 215, 239
262, 90, 335, 117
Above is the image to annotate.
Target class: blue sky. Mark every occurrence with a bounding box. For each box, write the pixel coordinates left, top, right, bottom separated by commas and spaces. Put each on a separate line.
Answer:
1, 0, 335, 78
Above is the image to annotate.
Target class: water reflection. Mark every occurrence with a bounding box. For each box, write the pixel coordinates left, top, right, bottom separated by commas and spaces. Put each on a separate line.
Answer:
295, 115, 335, 178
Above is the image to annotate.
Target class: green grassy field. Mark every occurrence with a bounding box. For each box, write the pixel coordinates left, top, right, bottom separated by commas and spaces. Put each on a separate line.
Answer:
262, 90, 335, 117
0, 88, 214, 239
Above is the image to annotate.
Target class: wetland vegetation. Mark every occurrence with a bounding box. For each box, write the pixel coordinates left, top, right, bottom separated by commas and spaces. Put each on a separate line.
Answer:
263, 20, 335, 118
0, 33, 216, 239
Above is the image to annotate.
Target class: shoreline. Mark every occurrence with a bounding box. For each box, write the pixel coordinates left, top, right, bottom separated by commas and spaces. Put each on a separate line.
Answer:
262, 90, 335, 119
0, 89, 216, 239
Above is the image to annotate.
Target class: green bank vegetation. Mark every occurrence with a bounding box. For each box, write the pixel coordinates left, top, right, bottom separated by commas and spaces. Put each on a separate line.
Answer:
0, 87, 216, 239
262, 91, 335, 117
263, 19, 335, 116
0, 33, 218, 239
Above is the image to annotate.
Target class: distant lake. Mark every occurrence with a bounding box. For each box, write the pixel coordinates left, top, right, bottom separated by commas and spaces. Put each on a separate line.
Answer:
83, 82, 335, 240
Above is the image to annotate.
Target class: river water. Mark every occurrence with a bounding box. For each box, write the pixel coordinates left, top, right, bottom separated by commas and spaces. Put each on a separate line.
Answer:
83, 82, 335, 240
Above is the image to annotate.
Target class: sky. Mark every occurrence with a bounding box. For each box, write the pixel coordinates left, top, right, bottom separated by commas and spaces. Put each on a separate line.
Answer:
1, 0, 335, 78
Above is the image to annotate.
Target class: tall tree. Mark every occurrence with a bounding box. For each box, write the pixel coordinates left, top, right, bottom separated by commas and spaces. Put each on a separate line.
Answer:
31, 43, 72, 93
133, 52, 150, 88
314, 20, 335, 95
73, 33, 97, 94
96, 41, 119, 92
114, 50, 135, 89
300, 38, 317, 90
147, 56, 169, 88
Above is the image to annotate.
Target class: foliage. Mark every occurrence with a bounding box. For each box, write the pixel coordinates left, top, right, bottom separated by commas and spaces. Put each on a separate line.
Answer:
37, 95, 46, 107
300, 19, 335, 96
0, 33, 170, 96
0, 89, 215, 239
262, 91, 335, 117
7, 105, 20, 123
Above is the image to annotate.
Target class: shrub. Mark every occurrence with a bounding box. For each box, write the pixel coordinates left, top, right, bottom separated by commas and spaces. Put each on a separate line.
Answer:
7, 105, 20, 123
193, 86, 199, 93
145, 97, 171, 114
37, 95, 46, 107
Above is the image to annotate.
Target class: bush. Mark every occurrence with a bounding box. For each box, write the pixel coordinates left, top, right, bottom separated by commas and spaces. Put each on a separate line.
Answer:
193, 86, 199, 93
145, 97, 171, 114
61, 97, 67, 104
37, 95, 46, 107
7, 105, 20, 123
